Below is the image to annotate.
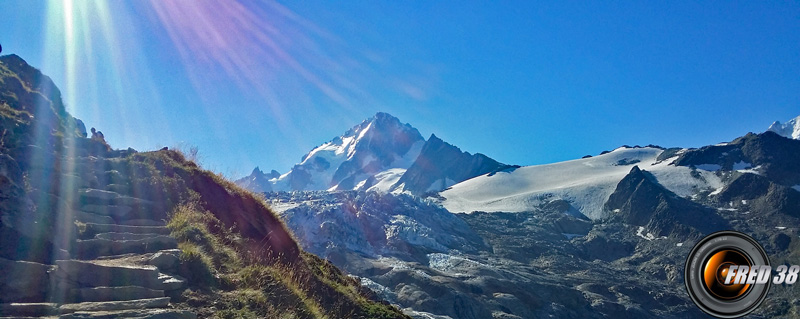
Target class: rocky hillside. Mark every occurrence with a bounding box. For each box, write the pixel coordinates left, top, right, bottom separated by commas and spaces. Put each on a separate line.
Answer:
0, 54, 408, 319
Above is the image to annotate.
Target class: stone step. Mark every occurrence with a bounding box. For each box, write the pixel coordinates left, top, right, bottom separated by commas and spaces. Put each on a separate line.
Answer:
58, 297, 170, 314
79, 189, 153, 207
104, 184, 132, 195
0, 259, 53, 304
94, 232, 162, 241
75, 237, 178, 259
59, 308, 196, 319
53, 260, 161, 290
79, 189, 122, 202
73, 212, 115, 225
80, 205, 132, 219
0, 303, 57, 317
80, 224, 171, 239
70, 287, 164, 303
118, 219, 166, 227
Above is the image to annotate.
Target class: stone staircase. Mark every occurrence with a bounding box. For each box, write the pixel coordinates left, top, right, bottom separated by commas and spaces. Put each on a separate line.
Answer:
0, 188, 196, 319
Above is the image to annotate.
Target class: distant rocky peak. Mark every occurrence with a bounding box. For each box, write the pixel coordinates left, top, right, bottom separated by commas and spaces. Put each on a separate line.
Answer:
606, 166, 727, 237
394, 133, 506, 194
269, 169, 281, 179
767, 115, 800, 140
246, 166, 280, 179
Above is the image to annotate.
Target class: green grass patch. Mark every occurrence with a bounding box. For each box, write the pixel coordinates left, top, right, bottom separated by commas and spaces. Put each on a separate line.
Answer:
169, 203, 242, 276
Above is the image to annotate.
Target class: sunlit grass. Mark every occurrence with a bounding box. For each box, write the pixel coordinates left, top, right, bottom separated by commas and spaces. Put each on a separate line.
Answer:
164, 185, 405, 318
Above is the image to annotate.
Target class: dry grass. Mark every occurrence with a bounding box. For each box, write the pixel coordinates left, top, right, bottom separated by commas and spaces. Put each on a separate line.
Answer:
166, 196, 407, 319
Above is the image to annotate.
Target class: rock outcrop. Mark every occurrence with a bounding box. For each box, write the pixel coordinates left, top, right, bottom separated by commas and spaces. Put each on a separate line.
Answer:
394, 134, 507, 194
605, 166, 727, 237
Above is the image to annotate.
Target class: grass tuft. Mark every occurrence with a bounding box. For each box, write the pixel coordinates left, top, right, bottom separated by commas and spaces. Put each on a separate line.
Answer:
163, 174, 408, 319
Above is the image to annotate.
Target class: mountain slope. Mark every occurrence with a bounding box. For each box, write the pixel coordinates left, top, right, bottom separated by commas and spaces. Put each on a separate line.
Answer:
672, 131, 800, 186
605, 166, 727, 237
237, 112, 506, 195
392, 134, 507, 194
270, 132, 800, 318
259, 112, 425, 191
440, 146, 723, 219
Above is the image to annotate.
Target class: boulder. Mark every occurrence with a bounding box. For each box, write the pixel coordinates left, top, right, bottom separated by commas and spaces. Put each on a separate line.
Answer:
158, 273, 186, 291
147, 250, 181, 272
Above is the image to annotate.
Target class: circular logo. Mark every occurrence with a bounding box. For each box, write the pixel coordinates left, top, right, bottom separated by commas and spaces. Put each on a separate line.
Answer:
685, 231, 771, 318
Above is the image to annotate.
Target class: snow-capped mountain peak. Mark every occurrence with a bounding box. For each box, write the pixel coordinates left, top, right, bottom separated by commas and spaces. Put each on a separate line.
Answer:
236, 112, 506, 194
767, 115, 800, 139
256, 112, 426, 191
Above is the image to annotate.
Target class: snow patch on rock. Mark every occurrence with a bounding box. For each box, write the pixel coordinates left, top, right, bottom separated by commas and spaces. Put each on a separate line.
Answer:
767, 115, 800, 139
441, 147, 722, 219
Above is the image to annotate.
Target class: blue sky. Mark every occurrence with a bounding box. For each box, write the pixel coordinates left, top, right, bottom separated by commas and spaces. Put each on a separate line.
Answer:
1, 1, 798, 177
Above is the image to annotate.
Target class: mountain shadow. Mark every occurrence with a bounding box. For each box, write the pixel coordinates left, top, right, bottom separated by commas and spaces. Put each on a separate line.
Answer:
605, 166, 728, 237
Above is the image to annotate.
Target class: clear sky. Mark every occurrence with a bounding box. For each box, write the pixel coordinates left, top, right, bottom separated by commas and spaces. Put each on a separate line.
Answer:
1, 1, 798, 178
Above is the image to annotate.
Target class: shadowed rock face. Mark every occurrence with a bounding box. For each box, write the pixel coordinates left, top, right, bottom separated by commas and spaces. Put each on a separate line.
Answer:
673, 131, 800, 185
395, 134, 506, 194
605, 166, 727, 237
716, 173, 800, 218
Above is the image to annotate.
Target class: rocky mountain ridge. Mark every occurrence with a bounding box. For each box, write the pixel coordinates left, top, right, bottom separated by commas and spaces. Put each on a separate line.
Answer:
235, 112, 507, 195
768, 115, 800, 140
264, 123, 800, 318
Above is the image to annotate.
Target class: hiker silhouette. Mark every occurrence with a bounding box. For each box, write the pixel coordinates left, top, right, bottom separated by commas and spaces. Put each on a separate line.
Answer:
90, 127, 106, 144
